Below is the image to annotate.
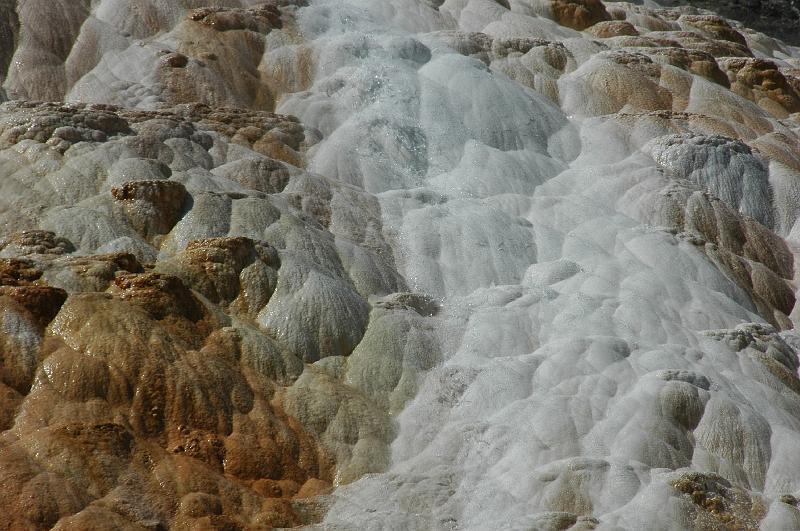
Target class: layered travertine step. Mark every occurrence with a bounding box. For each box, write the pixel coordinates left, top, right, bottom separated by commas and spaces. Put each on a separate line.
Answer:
1, 1, 800, 529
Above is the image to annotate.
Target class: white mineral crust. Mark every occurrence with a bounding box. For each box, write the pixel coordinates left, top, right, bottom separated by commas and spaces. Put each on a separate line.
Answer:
2, 0, 800, 529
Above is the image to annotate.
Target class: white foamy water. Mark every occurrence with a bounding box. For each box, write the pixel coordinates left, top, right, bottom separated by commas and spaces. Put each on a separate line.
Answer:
274, 0, 800, 529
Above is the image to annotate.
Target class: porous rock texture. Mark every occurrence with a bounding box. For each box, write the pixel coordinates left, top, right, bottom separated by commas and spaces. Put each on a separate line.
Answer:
640, 0, 800, 47
0, 95, 411, 528
2, 0, 800, 530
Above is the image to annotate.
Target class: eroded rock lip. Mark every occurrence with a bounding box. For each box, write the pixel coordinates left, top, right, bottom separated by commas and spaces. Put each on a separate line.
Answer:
0, 257, 42, 285
0, 100, 310, 163
0, 284, 67, 325
374, 292, 441, 317
0, 101, 132, 150
112, 271, 206, 322
0, 230, 75, 256
188, 5, 283, 33
552, 0, 612, 30
112, 180, 189, 239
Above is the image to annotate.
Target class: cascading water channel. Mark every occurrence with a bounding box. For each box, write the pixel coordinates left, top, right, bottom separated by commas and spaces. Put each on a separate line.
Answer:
274, 1, 800, 528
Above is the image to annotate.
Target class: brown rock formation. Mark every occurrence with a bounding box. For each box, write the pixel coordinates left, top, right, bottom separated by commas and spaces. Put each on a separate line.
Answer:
586, 20, 639, 38
0, 255, 67, 326
0, 100, 310, 167
0, 257, 42, 285
0, 260, 337, 529
188, 5, 282, 33
551, 0, 611, 30
155, 237, 280, 316
643, 47, 730, 87
112, 180, 189, 240
120, 103, 309, 165
0, 285, 67, 326
672, 471, 767, 529
678, 14, 748, 46
646, 30, 754, 57
0, 101, 131, 151
0, 230, 75, 256
719, 58, 800, 118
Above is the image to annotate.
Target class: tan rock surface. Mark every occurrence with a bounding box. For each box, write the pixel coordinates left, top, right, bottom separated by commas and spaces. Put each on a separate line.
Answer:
551, 0, 611, 30
719, 58, 800, 118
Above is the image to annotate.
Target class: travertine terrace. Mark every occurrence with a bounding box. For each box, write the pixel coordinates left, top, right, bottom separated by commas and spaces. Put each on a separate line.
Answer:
1, 0, 800, 529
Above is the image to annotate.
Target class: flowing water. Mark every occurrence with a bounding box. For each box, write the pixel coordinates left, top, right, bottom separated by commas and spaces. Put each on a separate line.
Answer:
275, 1, 800, 528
